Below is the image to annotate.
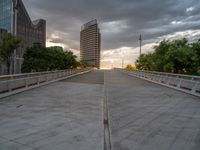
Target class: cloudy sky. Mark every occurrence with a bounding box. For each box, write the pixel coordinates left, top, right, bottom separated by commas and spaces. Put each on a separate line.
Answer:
23, 0, 200, 68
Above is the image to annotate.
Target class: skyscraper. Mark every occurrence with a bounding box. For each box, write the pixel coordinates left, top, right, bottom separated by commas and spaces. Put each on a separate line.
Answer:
80, 19, 101, 69
0, 0, 46, 74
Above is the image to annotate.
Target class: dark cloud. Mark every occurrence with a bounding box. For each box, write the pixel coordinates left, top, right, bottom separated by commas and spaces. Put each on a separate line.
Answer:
24, 0, 200, 50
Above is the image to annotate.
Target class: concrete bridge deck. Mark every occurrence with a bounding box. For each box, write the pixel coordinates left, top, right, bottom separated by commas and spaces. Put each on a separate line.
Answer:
0, 70, 200, 150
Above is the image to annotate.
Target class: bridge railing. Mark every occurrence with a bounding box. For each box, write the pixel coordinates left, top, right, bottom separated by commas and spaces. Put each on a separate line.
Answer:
118, 69, 200, 97
0, 69, 90, 98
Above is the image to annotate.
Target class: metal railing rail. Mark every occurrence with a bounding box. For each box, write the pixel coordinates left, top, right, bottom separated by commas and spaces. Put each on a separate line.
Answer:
0, 70, 70, 81
136, 70, 200, 82
0, 69, 90, 98
118, 69, 200, 97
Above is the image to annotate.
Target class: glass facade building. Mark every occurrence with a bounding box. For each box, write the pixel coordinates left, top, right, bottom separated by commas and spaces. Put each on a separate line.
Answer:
0, 0, 46, 74
0, 0, 12, 32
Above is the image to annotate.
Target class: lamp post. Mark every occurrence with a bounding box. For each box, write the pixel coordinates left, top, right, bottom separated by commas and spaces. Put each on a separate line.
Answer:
139, 34, 142, 57
12, 0, 19, 74
121, 49, 124, 69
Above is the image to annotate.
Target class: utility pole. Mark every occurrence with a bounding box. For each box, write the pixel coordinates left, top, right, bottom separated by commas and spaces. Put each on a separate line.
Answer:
121, 49, 124, 68
139, 34, 142, 57
122, 58, 124, 69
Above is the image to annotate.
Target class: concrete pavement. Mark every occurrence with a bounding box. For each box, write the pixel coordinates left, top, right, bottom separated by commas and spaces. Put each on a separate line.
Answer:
0, 70, 104, 150
0, 70, 200, 150
63, 70, 104, 84
105, 70, 200, 150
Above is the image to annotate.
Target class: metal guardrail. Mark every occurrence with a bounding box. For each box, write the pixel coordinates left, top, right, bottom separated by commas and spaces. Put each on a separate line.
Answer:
118, 69, 200, 97
0, 70, 69, 81
0, 69, 90, 98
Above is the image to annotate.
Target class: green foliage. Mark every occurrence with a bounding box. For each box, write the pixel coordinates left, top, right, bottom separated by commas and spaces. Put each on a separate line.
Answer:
79, 61, 93, 68
126, 64, 136, 70
0, 33, 21, 74
135, 39, 200, 75
22, 45, 78, 73
136, 54, 153, 70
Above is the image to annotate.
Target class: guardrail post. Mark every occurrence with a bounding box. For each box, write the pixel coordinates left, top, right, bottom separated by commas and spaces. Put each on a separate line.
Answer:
66, 70, 68, 76
37, 76, 40, 85
25, 78, 28, 88
57, 72, 59, 78
45, 74, 48, 82
158, 75, 162, 83
192, 77, 194, 81
8, 81, 12, 92
166, 77, 171, 85
177, 79, 182, 88
192, 82, 198, 93
53, 73, 55, 80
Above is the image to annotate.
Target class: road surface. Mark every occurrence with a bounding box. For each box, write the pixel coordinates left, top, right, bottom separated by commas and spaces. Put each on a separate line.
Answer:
0, 70, 200, 150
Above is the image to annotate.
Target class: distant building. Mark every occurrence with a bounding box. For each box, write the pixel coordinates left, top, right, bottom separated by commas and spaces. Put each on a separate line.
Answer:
80, 19, 101, 69
0, 0, 46, 75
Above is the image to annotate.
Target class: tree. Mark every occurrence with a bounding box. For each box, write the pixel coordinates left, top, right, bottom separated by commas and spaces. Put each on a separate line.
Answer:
151, 40, 170, 71
22, 44, 49, 72
164, 39, 195, 73
0, 33, 20, 74
64, 51, 77, 68
135, 53, 154, 70
126, 64, 136, 70
191, 40, 200, 74
22, 45, 78, 73
135, 38, 200, 75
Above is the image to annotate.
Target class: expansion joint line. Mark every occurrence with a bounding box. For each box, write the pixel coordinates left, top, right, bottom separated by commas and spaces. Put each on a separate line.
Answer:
103, 71, 112, 150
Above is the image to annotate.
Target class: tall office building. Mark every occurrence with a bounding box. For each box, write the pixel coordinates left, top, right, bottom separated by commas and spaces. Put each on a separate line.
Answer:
0, 0, 46, 74
80, 19, 101, 69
